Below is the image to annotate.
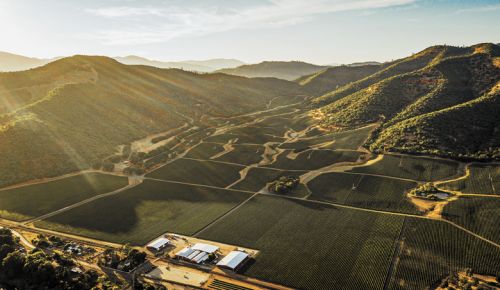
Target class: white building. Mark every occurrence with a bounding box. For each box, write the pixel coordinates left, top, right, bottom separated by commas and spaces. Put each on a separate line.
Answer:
216, 251, 249, 271
175, 243, 219, 264
146, 237, 171, 252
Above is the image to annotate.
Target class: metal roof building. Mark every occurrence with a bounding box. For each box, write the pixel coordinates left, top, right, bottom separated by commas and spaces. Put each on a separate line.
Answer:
175, 243, 219, 264
146, 237, 170, 252
216, 251, 249, 271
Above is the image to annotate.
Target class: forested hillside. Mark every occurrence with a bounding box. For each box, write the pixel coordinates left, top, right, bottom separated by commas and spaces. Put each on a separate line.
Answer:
313, 43, 500, 160
0, 56, 302, 186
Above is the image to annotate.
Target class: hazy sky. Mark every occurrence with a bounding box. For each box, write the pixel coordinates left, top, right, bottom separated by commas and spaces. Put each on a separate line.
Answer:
1, 0, 499, 64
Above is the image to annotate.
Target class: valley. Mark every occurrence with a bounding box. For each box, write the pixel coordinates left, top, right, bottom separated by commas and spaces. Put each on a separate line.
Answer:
0, 43, 499, 290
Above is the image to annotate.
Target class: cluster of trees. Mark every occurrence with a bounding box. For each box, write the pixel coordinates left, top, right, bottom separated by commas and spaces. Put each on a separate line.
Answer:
98, 246, 146, 272
0, 228, 115, 289
408, 182, 448, 200
267, 176, 300, 194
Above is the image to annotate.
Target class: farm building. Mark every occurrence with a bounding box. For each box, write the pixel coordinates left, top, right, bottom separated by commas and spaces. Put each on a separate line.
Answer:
175, 243, 219, 264
216, 251, 249, 271
146, 237, 171, 252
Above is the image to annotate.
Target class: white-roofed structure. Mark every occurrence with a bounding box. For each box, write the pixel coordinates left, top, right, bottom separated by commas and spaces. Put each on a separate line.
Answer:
175, 243, 220, 264
146, 237, 170, 252
191, 243, 219, 254
216, 251, 249, 271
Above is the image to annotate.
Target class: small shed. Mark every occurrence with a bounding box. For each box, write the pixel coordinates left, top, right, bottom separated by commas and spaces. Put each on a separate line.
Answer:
146, 237, 170, 252
216, 251, 249, 271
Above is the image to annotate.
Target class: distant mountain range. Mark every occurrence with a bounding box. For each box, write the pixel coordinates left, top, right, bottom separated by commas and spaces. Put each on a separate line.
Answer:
113, 56, 245, 72
216, 61, 329, 81
0, 51, 245, 73
0, 51, 55, 72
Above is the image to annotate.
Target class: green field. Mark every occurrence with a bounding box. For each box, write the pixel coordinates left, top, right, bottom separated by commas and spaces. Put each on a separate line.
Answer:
230, 167, 307, 193
146, 158, 244, 187
0, 173, 128, 221
199, 195, 404, 290
442, 196, 500, 244
388, 218, 500, 289
307, 172, 420, 214
266, 149, 364, 170
279, 125, 375, 151
439, 164, 499, 194
184, 142, 225, 159
215, 144, 265, 165
36, 180, 251, 245
350, 155, 459, 181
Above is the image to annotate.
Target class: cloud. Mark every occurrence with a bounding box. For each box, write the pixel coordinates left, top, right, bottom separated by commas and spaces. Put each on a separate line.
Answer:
85, 0, 416, 45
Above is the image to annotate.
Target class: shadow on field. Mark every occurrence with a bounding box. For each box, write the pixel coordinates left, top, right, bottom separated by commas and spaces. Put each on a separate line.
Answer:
42, 179, 246, 234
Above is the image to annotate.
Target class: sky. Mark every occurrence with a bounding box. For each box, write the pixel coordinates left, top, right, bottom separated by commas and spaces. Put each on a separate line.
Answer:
0, 0, 499, 64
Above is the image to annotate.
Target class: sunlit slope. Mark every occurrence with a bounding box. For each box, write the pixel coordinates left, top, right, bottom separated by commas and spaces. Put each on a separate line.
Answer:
216, 61, 327, 81
0, 56, 303, 186
313, 43, 500, 160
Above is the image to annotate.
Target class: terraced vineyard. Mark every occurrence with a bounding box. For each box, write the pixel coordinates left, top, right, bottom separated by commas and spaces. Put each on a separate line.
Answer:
199, 195, 404, 290
0, 173, 128, 221
439, 164, 499, 194
442, 196, 500, 244
37, 180, 251, 245
307, 172, 420, 214
350, 154, 460, 181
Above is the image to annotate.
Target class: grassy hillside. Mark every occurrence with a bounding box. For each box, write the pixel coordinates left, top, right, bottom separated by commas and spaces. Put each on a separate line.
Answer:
216, 61, 327, 81
313, 43, 500, 160
0, 56, 303, 187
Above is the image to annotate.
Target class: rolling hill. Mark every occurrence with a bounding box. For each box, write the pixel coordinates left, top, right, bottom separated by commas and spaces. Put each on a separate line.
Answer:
216, 61, 328, 81
0, 56, 303, 186
313, 43, 500, 161
114, 56, 244, 72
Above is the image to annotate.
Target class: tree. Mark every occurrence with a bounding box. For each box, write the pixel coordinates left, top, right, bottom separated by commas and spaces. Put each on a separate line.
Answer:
2, 251, 25, 279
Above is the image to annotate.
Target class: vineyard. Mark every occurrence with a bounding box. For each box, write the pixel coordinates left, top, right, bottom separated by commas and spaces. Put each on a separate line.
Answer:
279, 124, 376, 151
37, 179, 251, 245
350, 154, 459, 181
184, 142, 225, 159
199, 195, 404, 290
265, 149, 364, 170
230, 167, 307, 192
442, 196, 500, 244
214, 144, 266, 165
387, 218, 500, 289
439, 164, 499, 194
146, 158, 244, 187
0, 173, 128, 221
307, 172, 420, 214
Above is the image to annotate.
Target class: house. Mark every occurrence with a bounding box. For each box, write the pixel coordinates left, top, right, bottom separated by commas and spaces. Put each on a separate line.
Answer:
175, 243, 219, 264
216, 251, 249, 271
146, 237, 171, 252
